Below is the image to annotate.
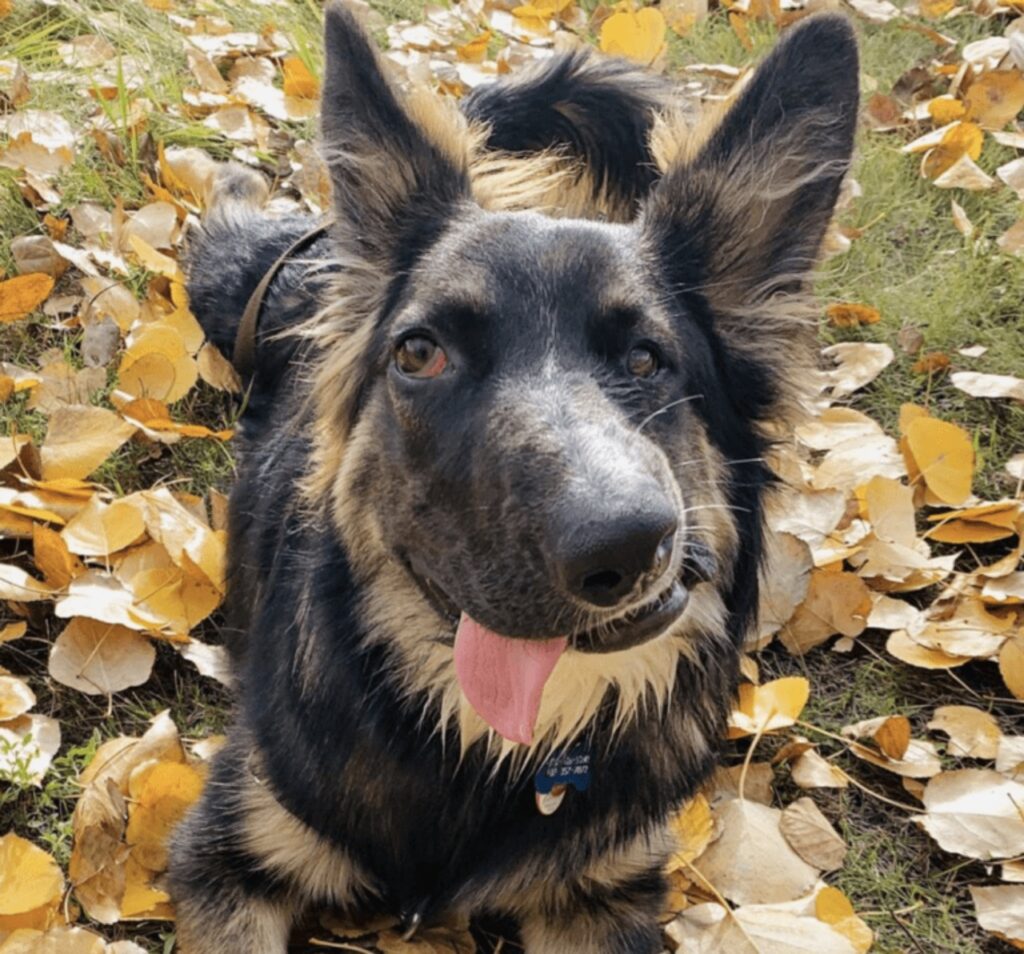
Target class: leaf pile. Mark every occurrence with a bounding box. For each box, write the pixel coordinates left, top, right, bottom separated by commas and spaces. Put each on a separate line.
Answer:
1, 0, 1024, 950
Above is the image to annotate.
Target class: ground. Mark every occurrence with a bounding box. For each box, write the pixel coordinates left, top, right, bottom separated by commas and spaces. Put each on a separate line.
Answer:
1, 0, 1023, 951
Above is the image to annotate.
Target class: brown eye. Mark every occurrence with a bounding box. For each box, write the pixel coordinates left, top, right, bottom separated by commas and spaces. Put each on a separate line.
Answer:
395, 335, 447, 379
627, 345, 659, 378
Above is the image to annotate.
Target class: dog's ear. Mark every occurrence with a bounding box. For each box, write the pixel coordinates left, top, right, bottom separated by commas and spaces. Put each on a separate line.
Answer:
641, 15, 858, 388
321, 1, 470, 271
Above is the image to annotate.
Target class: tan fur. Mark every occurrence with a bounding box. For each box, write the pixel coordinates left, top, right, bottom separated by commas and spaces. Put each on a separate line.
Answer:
175, 893, 292, 954
241, 757, 373, 906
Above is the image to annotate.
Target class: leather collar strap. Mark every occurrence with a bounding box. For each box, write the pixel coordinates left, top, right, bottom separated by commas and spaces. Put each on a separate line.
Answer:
233, 221, 330, 379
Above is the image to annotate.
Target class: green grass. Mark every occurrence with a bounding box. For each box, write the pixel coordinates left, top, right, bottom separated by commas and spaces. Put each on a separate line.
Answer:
2, 1, 1023, 952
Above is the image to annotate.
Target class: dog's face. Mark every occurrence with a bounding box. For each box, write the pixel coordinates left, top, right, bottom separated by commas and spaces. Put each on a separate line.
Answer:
314, 6, 857, 658
366, 210, 720, 648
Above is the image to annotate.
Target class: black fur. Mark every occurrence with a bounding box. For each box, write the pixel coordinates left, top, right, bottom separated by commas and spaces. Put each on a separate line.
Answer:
171, 8, 858, 953
463, 52, 675, 211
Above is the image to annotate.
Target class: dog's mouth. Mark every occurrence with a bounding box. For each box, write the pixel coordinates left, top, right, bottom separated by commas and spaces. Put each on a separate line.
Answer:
399, 547, 714, 746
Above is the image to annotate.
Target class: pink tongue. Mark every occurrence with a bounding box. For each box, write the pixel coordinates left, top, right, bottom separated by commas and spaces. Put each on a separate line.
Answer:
454, 614, 567, 745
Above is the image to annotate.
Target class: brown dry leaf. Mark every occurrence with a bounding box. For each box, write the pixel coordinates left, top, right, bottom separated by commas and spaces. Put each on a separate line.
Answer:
950, 371, 1024, 402
0, 834, 63, 931
911, 351, 950, 375
927, 705, 1003, 759
692, 799, 819, 904
779, 797, 847, 871
0, 622, 27, 643
598, 8, 666, 65
964, 70, 1024, 129
970, 885, 1024, 948
32, 524, 85, 590
1000, 636, 1024, 700
826, 302, 881, 328
727, 677, 810, 738
904, 416, 973, 505
779, 570, 871, 655
196, 342, 241, 393
997, 219, 1024, 256
118, 324, 198, 403
40, 406, 136, 481
916, 769, 1024, 859
0, 674, 36, 721
49, 618, 155, 696
874, 714, 911, 760
932, 153, 996, 190
0, 274, 54, 323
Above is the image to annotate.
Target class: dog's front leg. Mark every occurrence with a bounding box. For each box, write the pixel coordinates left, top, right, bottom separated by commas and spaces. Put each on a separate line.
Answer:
518, 866, 667, 954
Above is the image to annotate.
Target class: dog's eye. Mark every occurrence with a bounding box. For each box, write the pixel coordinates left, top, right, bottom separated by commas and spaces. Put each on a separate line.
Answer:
626, 345, 659, 379
395, 335, 447, 379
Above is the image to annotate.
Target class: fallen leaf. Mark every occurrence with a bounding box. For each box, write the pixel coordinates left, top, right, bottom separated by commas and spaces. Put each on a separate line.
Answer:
599, 9, 666, 65
950, 371, 1024, 402
1000, 636, 1024, 700
727, 677, 810, 738
791, 749, 849, 789
0, 713, 61, 785
0, 674, 35, 721
0, 834, 63, 930
693, 799, 819, 904
48, 618, 156, 696
40, 406, 136, 481
826, 302, 881, 328
964, 70, 1024, 129
815, 886, 874, 953
780, 797, 847, 871
821, 342, 894, 398
927, 705, 1002, 759
0, 274, 54, 323
916, 768, 1024, 859
970, 885, 1024, 948
780, 570, 871, 654
904, 416, 973, 505
282, 55, 319, 98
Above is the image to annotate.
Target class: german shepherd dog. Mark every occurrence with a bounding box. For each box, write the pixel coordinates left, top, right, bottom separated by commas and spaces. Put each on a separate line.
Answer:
169, 5, 857, 951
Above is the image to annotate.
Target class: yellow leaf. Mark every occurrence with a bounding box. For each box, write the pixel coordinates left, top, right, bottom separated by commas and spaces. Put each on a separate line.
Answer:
40, 405, 137, 481
780, 570, 871, 654
815, 887, 874, 953
119, 855, 172, 920
727, 676, 810, 738
282, 56, 319, 99
921, 121, 984, 179
965, 70, 1024, 130
126, 760, 204, 869
0, 621, 27, 643
667, 793, 713, 870
127, 234, 183, 282
911, 351, 950, 374
826, 302, 881, 328
118, 323, 198, 403
599, 8, 666, 65
904, 416, 973, 505
928, 95, 965, 124
0, 274, 54, 323
33, 523, 85, 589
455, 31, 492, 63
1000, 636, 1024, 700
0, 834, 63, 918
61, 496, 146, 557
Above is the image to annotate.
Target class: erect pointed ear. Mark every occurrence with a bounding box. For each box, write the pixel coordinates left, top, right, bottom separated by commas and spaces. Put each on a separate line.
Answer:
641, 14, 858, 391
320, 1, 471, 271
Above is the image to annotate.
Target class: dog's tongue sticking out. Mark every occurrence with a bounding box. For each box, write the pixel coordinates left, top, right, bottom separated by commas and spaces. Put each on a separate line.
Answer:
454, 614, 567, 745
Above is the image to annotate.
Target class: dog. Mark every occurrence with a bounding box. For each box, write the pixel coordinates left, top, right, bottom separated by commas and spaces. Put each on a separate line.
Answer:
168, 5, 858, 951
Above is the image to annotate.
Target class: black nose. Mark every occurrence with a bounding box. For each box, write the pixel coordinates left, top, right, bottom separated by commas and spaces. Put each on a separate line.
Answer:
556, 504, 678, 608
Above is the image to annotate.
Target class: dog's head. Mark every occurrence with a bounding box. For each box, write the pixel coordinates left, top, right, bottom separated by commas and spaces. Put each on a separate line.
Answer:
311, 3, 857, 742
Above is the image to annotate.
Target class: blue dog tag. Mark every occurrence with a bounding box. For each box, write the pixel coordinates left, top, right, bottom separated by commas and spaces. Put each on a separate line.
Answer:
534, 745, 591, 815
